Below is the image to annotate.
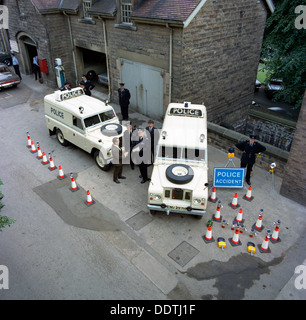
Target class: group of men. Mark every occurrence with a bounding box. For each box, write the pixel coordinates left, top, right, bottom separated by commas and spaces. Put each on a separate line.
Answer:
111, 120, 159, 184
61, 74, 95, 95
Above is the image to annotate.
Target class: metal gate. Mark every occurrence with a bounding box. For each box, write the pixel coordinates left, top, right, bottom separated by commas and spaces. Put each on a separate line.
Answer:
121, 59, 164, 119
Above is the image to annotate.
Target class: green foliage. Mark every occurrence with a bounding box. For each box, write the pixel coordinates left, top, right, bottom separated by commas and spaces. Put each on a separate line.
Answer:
261, 0, 306, 109
0, 179, 16, 232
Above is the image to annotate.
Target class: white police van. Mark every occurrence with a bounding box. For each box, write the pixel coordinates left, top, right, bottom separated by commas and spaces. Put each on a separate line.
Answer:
44, 87, 124, 171
147, 102, 208, 218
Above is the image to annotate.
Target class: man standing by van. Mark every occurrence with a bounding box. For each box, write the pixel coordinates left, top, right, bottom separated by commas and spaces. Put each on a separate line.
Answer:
118, 83, 131, 121
111, 137, 128, 184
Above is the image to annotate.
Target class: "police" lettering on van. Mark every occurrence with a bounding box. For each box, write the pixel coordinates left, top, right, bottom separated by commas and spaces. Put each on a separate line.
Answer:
51, 107, 64, 119
170, 108, 202, 117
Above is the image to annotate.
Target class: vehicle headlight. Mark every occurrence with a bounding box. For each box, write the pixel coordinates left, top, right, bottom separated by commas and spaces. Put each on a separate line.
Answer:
193, 199, 201, 204
149, 193, 162, 201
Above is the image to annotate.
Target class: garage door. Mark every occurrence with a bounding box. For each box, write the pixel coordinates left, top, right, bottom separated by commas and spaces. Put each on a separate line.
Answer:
121, 59, 164, 119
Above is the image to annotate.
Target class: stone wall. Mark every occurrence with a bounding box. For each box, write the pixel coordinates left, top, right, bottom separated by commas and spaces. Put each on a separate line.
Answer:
280, 92, 306, 206
181, 0, 267, 130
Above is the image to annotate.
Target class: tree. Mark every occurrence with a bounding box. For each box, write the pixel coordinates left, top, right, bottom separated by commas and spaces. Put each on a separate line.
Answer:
0, 179, 16, 232
261, 0, 306, 109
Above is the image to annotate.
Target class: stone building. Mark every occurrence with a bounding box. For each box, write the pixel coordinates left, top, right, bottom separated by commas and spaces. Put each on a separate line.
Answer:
2, 0, 273, 128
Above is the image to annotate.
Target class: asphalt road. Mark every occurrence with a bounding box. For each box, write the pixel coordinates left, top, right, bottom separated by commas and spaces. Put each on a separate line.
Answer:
0, 76, 305, 303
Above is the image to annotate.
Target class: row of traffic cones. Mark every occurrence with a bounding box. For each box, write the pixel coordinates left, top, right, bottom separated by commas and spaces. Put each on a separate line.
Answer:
27, 132, 95, 206
209, 187, 254, 207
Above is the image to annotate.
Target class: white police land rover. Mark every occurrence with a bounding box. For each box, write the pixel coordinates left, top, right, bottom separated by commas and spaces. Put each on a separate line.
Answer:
44, 87, 124, 171
148, 102, 208, 218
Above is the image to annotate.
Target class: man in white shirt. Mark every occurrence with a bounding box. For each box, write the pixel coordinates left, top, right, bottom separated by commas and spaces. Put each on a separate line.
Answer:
11, 54, 22, 80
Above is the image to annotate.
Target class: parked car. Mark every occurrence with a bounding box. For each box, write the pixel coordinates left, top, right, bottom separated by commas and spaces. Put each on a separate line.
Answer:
0, 63, 21, 90
0, 51, 12, 66
265, 78, 283, 99
98, 72, 108, 86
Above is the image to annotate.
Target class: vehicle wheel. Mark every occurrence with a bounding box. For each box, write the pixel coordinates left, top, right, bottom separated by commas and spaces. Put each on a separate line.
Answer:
56, 128, 69, 146
101, 123, 122, 137
165, 164, 194, 185
3, 59, 11, 66
93, 150, 111, 171
87, 70, 97, 81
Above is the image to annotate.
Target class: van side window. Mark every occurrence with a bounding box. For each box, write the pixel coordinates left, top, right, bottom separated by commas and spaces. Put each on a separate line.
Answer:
73, 116, 83, 130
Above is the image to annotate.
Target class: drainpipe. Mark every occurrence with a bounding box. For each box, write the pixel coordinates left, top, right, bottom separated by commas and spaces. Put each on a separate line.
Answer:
63, 11, 78, 86
166, 23, 173, 104
98, 16, 111, 102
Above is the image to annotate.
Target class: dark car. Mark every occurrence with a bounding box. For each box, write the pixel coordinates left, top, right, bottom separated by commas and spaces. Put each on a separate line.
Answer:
0, 51, 12, 66
265, 78, 283, 99
0, 63, 21, 90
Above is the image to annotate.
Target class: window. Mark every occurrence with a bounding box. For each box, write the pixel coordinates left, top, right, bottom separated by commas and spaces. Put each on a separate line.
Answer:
121, 0, 132, 24
73, 116, 84, 130
99, 110, 116, 122
84, 115, 100, 128
83, 0, 92, 19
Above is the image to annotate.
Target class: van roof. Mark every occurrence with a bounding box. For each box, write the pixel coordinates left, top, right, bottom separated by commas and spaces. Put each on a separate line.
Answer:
44, 88, 113, 118
159, 102, 207, 148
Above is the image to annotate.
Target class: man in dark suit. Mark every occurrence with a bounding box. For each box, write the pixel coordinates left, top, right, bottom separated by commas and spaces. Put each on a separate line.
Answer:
131, 129, 151, 183
118, 83, 131, 121
235, 134, 266, 185
123, 122, 135, 169
79, 75, 95, 96
145, 120, 160, 164
111, 137, 128, 184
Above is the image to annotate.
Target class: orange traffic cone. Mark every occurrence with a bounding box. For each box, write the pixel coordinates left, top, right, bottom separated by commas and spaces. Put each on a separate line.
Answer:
26, 132, 32, 148
70, 173, 79, 192
270, 221, 281, 243
36, 142, 43, 159
208, 187, 218, 203
30, 141, 37, 153
212, 201, 222, 222
258, 231, 271, 253
41, 152, 49, 165
202, 225, 215, 243
229, 227, 242, 246
243, 186, 254, 201
85, 190, 95, 206
229, 193, 240, 209
235, 208, 244, 224
252, 209, 264, 232
57, 165, 66, 180
48, 153, 57, 171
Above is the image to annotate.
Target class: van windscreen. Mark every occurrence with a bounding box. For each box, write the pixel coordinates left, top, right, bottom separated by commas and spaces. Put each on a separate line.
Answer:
84, 115, 100, 128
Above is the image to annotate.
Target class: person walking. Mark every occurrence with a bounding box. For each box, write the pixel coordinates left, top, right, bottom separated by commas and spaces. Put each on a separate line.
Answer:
79, 75, 95, 96
235, 134, 266, 185
111, 137, 128, 184
118, 83, 131, 121
132, 129, 151, 183
145, 120, 160, 164
33, 55, 41, 81
11, 54, 22, 80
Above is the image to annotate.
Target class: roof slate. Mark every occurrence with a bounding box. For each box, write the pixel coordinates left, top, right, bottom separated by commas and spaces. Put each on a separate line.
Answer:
132, 0, 202, 22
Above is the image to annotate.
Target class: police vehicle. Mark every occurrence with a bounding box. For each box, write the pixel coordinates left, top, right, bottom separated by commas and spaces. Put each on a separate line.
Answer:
44, 87, 124, 171
147, 102, 208, 218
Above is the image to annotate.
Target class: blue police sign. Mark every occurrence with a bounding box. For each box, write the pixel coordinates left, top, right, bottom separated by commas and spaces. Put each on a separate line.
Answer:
213, 167, 245, 188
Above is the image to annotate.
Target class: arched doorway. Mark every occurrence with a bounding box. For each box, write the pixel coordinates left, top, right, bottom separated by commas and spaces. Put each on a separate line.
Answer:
16, 32, 38, 75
